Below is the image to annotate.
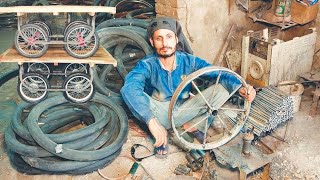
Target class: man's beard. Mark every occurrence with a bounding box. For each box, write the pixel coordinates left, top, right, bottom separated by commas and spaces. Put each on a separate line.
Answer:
157, 46, 176, 58
159, 51, 175, 58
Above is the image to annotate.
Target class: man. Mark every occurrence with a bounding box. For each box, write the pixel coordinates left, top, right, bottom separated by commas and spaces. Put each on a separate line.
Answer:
121, 17, 256, 157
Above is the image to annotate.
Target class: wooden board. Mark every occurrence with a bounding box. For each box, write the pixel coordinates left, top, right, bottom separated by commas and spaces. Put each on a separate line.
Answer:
0, 46, 117, 67
0, 6, 116, 15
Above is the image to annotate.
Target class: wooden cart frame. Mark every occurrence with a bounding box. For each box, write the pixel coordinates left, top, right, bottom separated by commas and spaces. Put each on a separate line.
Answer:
0, 5, 116, 58
0, 5, 117, 103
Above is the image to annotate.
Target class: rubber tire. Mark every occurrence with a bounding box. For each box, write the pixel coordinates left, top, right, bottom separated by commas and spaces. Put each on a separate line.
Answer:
14, 24, 49, 58
17, 72, 50, 103
64, 24, 99, 59
63, 73, 95, 103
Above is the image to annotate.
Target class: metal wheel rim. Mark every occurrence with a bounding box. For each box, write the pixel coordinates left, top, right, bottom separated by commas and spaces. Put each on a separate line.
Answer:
19, 75, 48, 102
16, 24, 48, 57
30, 21, 51, 36
27, 63, 50, 78
65, 75, 93, 103
64, 21, 87, 37
64, 63, 88, 77
65, 25, 98, 58
169, 66, 251, 150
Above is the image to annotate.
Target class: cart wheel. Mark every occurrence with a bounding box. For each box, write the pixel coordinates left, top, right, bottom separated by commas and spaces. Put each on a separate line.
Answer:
63, 73, 94, 103
29, 21, 51, 37
15, 24, 49, 58
18, 72, 49, 103
64, 24, 99, 58
27, 62, 51, 78
63, 20, 87, 37
64, 63, 88, 77
169, 67, 251, 150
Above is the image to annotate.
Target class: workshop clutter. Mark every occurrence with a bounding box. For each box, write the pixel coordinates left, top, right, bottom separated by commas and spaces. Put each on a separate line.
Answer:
93, 18, 153, 99
4, 93, 128, 174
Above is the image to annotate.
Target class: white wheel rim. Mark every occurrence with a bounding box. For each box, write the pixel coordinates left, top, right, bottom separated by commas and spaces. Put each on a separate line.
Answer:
65, 75, 93, 102
19, 75, 48, 102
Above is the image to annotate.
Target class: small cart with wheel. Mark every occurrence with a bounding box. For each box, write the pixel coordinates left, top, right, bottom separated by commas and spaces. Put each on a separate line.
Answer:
0, 46, 117, 103
0, 5, 116, 58
0, 5, 117, 103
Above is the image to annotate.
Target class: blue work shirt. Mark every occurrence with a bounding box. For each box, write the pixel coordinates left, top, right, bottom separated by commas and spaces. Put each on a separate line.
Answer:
120, 51, 241, 124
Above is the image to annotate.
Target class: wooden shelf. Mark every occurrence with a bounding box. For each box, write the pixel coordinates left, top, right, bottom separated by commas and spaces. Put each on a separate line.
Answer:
0, 6, 116, 16
0, 46, 117, 67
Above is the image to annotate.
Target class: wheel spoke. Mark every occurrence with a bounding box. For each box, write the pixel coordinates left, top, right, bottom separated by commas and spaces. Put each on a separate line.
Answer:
216, 114, 229, 132
177, 106, 207, 111
179, 114, 210, 136
191, 80, 215, 111
219, 107, 245, 112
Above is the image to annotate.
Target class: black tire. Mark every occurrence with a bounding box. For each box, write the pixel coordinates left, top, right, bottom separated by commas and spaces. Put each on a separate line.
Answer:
14, 24, 49, 58
63, 20, 87, 37
63, 73, 95, 103
29, 21, 51, 36
26, 62, 51, 79
63, 63, 88, 77
26, 93, 128, 161
0, 64, 18, 87
96, 18, 148, 30
64, 24, 99, 58
17, 72, 49, 103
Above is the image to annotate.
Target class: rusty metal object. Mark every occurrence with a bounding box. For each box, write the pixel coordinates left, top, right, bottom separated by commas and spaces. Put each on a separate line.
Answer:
212, 138, 272, 180
242, 128, 254, 155
174, 164, 191, 175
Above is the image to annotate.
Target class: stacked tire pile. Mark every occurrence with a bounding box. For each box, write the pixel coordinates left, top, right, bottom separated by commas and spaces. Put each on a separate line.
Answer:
93, 18, 153, 100
5, 93, 128, 174
0, 0, 34, 28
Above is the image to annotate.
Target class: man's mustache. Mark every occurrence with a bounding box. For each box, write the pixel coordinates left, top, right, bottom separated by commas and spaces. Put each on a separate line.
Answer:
160, 46, 172, 50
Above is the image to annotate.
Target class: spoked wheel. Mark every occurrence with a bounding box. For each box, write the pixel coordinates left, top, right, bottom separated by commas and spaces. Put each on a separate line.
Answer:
63, 20, 87, 37
63, 73, 94, 103
27, 62, 50, 78
64, 63, 88, 77
18, 72, 49, 103
29, 21, 52, 37
64, 24, 99, 58
169, 67, 251, 150
14, 24, 49, 58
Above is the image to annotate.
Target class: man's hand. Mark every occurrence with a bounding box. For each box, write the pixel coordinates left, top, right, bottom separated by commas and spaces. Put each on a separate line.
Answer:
239, 85, 256, 102
147, 118, 168, 155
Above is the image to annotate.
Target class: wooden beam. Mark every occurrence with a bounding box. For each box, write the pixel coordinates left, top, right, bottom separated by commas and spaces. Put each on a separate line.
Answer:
0, 6, 116, 14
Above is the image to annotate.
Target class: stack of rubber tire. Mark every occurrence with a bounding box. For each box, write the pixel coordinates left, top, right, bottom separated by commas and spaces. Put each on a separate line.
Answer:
5, 93, 128, 174
93, 18, 154, 102
0, 0, 35, 28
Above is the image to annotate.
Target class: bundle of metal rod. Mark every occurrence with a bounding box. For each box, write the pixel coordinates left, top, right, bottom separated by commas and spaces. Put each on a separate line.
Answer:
225, 86, 293, 136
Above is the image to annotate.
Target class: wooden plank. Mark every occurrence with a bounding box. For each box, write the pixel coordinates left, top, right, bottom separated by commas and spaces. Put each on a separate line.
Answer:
0, 46, 117, 67
0, 6, 116, 14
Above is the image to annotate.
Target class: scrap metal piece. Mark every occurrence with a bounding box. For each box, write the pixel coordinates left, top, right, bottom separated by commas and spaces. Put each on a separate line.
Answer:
174, 164, 191, 175
212, 142, 272, 180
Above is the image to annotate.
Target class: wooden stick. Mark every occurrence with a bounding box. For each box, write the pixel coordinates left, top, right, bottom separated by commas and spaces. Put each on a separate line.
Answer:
213, 24, 236, 66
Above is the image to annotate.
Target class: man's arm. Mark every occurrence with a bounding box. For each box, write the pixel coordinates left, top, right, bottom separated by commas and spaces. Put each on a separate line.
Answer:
121, 62, 154, 124
120, 62, 168, 150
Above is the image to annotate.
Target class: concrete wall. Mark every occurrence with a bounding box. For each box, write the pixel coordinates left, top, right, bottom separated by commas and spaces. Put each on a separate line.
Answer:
155, 0, 319, 71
